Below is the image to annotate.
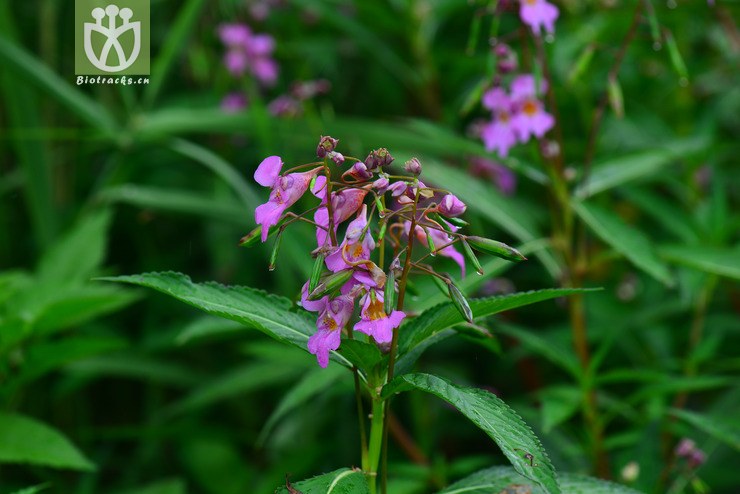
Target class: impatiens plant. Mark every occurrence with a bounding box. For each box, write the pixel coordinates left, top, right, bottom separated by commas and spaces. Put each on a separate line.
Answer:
102, 136, 644, 494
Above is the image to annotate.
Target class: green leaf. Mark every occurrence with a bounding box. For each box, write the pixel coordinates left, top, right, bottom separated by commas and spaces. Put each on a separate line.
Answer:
0, 37, 117, 136
65, 354, 203, 388
176, 316, 246, 344
339, 339, 384, 370
538, 386, 582, 433
98, 185, 246, 224
114, 478, 186, 494
397, 289, 596, 373
607, 77, 624, 119
572, 201, 673, 286
274, 468, 369, 494
9, 484, 51, 494
495, 324, 580, 379
383, 374, 559, 494
438, 466, 643, 494
258, 365, 347, 445
0, 412, 95, 471
670, 409, 740, 451
98, 272, 357, 365
37, 209, 112, 285
164, 360, 308, 416
658, 245, 740, 280
143, 0, 207, 107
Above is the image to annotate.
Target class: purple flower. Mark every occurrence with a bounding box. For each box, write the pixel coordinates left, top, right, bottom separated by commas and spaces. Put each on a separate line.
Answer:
481, 114, 518, 157
314, 188, 368, 247
254, 156, 321, 241
353, 290, 405, 344
224, 49, 249, 76
519, 0, 559, 36
300, 281, 328, 312
404, 158, 422, 176
268, 95, 300, 117
252, 57, 279, 86
510, 74, 546, 100
218, 23, 251, 46
220, 92, 247, 113
308, 295, 354, 367
675, 438, 696, 458
373, 176, 390, 194
316, 135, 338, 158
511, 98, 554, 141
482, 87, 510, 112
438, 194, 466, 217
326, 205, 375, 271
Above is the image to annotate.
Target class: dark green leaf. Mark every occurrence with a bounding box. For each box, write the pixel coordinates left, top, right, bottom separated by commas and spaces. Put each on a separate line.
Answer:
658, 245, 740, 280
383, 374, 559, 494
0, 413, 95, 471
274, 468, 369, 494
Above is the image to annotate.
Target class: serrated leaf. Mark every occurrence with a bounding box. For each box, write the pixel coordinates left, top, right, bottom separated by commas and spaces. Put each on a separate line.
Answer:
98, 272, 352, 368
274, 468, 369, 494
438, 466, 643, 494
397, 289, 596, 373
383, 374, 559, 494
572, 201, 673, 286
670, 408, 740, 451
258, 365, 347, 445
0, 413, 95, 471
658, 245, 740, 280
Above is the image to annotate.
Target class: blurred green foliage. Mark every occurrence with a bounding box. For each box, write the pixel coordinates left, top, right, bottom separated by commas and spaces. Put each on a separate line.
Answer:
1, 0, 739, 493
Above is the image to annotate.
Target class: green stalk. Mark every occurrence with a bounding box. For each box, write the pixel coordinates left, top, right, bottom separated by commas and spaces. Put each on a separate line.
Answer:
367, 396, 386, 494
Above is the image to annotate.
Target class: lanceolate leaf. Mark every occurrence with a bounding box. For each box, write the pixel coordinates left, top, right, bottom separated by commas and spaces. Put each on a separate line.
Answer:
670, 408, 740, 451
438, 466, 642, 494
98, 272, 352, 367
274, 468, 369, 494
572, 201, 673, 286
658, 245, 740, 281
397, 288, 596, 372
0, 413, 95, 471
383, 374, 560, 494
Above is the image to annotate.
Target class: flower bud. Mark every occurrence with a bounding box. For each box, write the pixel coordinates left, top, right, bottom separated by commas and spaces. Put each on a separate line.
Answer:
268, 232, 282, 271
675, 438, 696, 458
466, 236, 527, 262
239, 217, 288, 247
384, 269, 396, 314
364, 147, 394, 170
494, 43, 518, 74
373, 176, 390, 194
461, 239, 484, 275
404, 157, 422, 176
308, 269, 353, 300
316, 135, 338, 158
688, 450, 706, 469
349, 162, 373, 180
328, 151, 345, 165
439, 194, 467, 217
309, 253, 326, 292
448, 279, 474, 323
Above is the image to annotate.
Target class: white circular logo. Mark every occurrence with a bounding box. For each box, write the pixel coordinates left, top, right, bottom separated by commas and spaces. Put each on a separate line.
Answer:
83, 4, 141, 72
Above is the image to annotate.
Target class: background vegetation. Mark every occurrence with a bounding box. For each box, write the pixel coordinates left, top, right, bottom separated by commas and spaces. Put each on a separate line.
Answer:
1, 1, 738, 493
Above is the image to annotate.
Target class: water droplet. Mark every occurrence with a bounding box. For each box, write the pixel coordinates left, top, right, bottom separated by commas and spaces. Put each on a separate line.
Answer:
667, 0, 677, 8
545, 34, 555, 44
679, 77, 689, 87
653, 42, 662, 51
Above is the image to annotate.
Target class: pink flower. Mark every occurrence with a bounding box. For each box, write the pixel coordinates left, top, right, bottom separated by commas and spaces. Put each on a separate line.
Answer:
438, 194, 466, 217
326, 205, 375, 271
313, 180, 368, 247
254, 156, 321, 241
470, 157, 517, 196
519, 0, 559, 36
308, 295, 354, 368
481, 114, 518, 157
218, 23, 251, 46
300, 281, 328, 312
353, 290, 405, 344
482, 87, 510, 112
224, 49, 248, 76
268, 95, 300, 117
511, 98, 554, 141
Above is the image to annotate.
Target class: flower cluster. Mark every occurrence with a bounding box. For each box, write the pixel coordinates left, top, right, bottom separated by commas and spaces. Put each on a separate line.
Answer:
674, 438, 707, 470
218, 23, 278, 85
480, 74, 554, 157
245, 137, 524, 368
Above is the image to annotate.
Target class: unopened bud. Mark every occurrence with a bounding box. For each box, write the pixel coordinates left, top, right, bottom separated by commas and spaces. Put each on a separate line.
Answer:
404, 157, 422, 176
308, 269, 353, 300
448, 279, 474, 323
373, 176, 389, 194
367, 261, 387, 288
438, 194, 467, 217
364, 147, 394, 170
268, 232, 283, 271
461, 239, 484, 275
328, 151, 345, 166
317, 135, 338, 158
384, 269, 396, 314
349, 162, 373, 180
309, 253, 325, 292
239, 217, 288, 247
466, 236, 526, 262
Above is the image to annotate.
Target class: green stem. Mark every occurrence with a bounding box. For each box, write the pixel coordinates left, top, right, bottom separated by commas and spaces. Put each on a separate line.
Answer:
367, 396, 386, 494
